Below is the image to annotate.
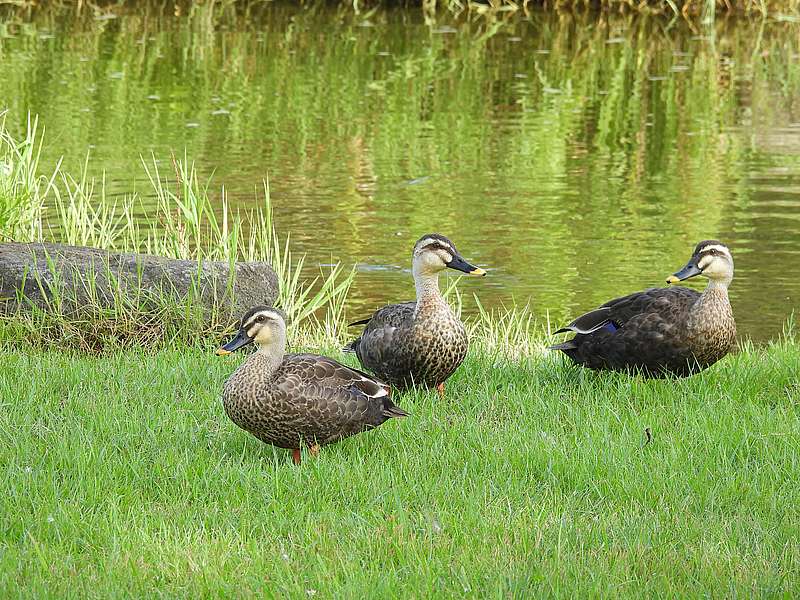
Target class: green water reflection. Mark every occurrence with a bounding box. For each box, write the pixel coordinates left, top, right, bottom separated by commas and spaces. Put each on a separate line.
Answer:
1, 5, 799, 341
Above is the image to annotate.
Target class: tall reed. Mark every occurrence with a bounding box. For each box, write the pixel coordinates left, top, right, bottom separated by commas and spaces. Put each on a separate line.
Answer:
0, 113, 356, 349
0, 0, 798, 18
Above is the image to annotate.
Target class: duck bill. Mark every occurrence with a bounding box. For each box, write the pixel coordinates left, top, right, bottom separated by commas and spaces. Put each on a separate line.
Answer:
216, 330, 253, 355
446, 254, 486, 277
666, 259, 702, 284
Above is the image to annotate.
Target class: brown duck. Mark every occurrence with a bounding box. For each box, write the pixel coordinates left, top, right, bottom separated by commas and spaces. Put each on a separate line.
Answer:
217, 306, 407, 464
345, 234, 487, 398
551, 240, 736, 377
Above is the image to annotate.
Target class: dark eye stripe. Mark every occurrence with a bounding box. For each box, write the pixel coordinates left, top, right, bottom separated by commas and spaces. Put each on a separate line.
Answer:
243, 312, 275, 328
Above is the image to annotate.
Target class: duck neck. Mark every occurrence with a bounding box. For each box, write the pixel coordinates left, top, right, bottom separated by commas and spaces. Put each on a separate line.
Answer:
248, 340, 285, 377
413, 270, 447, 317
701, 277, 731, 303
688, 278, 732, 331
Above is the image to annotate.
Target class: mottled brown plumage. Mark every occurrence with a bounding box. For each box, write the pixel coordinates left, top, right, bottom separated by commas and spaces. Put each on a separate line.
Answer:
551, 240, 737, 378
218, 307, 407, 461
345, 234, 486, 391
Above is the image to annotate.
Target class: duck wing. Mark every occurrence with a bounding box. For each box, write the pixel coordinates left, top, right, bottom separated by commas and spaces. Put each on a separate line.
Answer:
552, 287, 701, 375
557, 287, 699, 333
347, 301, 416, 330
554, 306, 615, 335
343, 301, 415, 355
598, 287, 699, 325
344, 302, 418, 382
275, 354, 407, 445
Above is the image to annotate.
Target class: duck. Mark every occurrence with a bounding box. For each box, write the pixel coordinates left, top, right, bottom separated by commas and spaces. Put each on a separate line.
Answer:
550, 240, 736, 377
345, 233, 487, 397
217, 306, 407, 464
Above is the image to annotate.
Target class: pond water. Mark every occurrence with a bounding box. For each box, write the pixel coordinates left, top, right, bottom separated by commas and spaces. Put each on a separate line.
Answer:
1, 5, 799, 342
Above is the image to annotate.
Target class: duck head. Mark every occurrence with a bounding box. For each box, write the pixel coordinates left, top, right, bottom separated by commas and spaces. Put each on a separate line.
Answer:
667, 240, 734, 286
217, 306, 288, 355
411, 233, 486, 278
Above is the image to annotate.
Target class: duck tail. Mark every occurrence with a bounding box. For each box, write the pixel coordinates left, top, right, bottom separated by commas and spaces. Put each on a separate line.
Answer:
341, 338, 359, 354
348, 317, 372, 327
382, 399, 409, 419
548, 340, 578, 351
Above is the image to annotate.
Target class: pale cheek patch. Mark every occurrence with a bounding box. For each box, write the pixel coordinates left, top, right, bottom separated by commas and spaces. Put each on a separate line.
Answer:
698, 257, 711, 271
423, 253, 441, 269
254, 328, 273, 344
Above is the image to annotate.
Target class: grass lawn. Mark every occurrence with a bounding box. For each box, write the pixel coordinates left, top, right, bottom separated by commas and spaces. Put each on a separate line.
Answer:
1, 339, 798, 598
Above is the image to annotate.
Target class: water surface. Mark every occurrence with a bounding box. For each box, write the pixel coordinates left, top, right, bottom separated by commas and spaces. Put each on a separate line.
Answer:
1, 5, 799, 341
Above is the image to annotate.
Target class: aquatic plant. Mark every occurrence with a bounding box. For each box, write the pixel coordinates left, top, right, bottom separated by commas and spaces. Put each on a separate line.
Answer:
0, 113, 48, 242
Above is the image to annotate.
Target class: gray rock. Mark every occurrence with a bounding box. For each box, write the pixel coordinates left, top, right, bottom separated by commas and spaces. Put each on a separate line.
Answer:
0, 242, 278, 324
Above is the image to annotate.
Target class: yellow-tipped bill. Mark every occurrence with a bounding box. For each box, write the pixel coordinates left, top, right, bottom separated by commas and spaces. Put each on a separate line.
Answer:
667, 258, 703, 284
446, 254, 487, 277
216, 329, 254, 355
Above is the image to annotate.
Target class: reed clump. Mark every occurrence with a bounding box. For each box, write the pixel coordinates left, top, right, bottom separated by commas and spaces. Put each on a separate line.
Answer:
0, 0, 797, 20
0, 0, 800, 21
0, 112, 356, 351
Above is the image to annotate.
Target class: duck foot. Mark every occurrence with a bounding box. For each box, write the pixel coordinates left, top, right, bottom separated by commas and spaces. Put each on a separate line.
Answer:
292, 448, 302, 465
309, 444, 320, 457
436, 382, 445, 400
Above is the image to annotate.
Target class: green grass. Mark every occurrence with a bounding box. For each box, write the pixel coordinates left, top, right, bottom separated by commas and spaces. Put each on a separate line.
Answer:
1, 0, 797, 18
1, 335, 798, 597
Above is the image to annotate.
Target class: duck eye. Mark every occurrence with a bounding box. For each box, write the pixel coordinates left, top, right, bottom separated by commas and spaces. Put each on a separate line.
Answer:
256, 315, 265, 323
